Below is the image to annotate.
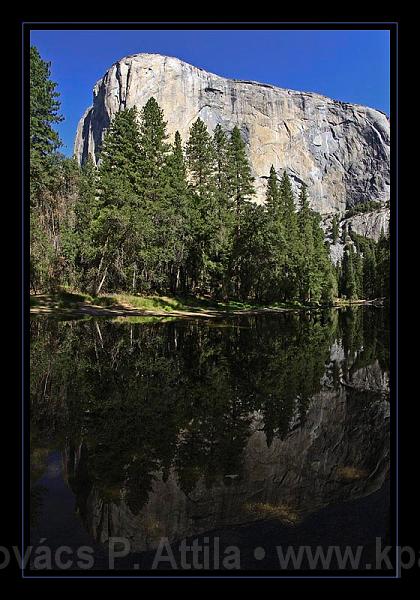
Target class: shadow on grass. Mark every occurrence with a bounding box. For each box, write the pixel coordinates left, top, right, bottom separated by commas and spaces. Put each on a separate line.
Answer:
30, 288, 325, 318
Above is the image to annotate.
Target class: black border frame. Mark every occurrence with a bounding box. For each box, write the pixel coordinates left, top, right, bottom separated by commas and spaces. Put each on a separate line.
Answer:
19, 20, 399, 581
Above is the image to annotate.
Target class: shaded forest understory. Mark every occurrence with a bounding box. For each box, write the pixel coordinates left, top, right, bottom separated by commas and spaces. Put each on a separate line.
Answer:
30, 47, 390, 307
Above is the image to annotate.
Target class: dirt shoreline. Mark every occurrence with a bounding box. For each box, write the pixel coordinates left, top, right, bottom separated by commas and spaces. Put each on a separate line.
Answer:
30, 302, 295, 320
30, 297, 382, 320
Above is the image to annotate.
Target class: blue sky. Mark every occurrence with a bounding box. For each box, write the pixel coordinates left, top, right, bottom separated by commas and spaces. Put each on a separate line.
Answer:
30, 29, 390, 156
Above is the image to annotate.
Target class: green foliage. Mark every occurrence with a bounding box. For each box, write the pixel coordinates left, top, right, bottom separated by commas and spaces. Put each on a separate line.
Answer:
186, 118, 216, 197
99, 107, 142, 201
30, 46, 63, 199
376, 229, 390, 299
331, 214, 340, 243
338, 229, 390, 300
227, 126, 255, 209
345, 200, 382, 219
30, 47, 389, 304
138, 98, 169, 202
341, 245, 358, 300
265, 166, 281, 215
226, 126, 256, 297
30, 308, 388, 511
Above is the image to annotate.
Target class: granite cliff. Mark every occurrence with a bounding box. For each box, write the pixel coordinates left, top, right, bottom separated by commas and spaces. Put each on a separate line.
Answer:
75, 53, 390, 222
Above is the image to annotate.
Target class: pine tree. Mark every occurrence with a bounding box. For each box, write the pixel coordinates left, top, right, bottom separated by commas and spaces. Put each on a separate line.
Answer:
163, 131, 190, 292
185, 119, 217, 291
226, 126, 255, 297
233, 203, 268, 301
353, 248, 364, 299
376, 228, 390, 298
363, 243, 377, 299
342, 245, 357, 300
69, 156, 100, 290
278, 172, 299, 300
331, 214, 340, 244
213, 124, 230, 199
227, 126, 255, 217
259, 166, 286, 302
98, 107, 142, 205
297, 184, 314, 302
164, 131, 188, 207
341, 222, 349, 243
29, 45, 71, 292
265, 165, 281, 216
138, 97, 169, 204
95, 108, 143, 294
312, 213, 337, 304
186, 118, 216, 198
212, 125, 234, 298
30, 46, 63, 199
279, 171, 296, 218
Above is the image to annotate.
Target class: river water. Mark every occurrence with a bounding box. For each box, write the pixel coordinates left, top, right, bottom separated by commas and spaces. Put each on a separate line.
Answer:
29, 307, 390, 572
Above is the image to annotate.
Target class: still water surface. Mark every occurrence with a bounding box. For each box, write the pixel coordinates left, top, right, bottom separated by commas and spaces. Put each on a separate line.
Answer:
30, 307, 390, 571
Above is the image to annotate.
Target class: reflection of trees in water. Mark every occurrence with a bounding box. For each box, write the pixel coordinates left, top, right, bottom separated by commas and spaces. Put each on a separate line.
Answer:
337, 307, 390, 377
30, 308, 389, 516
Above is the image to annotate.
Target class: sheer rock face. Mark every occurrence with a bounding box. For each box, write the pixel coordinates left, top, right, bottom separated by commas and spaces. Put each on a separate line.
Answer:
74, 53, 390, 216
343, 208, 390, 241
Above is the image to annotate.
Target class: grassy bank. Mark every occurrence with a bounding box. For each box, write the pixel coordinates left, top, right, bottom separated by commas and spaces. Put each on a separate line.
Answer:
30, 288, 382, 319
30, 288, 316, 319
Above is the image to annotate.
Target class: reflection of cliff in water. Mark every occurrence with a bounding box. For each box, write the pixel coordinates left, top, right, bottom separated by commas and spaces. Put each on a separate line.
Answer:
30, 308, 390, 551
63, 385, 389, 551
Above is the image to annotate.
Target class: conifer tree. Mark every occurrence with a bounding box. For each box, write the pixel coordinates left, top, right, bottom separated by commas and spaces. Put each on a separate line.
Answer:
266, 167, 283, 287
353, 248, 364, 299
376, 229, 390, 298
363, 243, 377, 299
226, 126, 255, 297
164, 131, 188, 208
213, 124, 230, 199
138, 97, 169, 203
67, 156, 99, 289
297, 184, 314, 302
342, 245, 357, 300
331, 214, 340, 244
95, 107, 143, 294
98, 107, 142, 205
185, 119, 217, 291
163, 131, 190, 292
30, 45, 63, 199
186, 118, 216, 198
212, 124, 234, 297
30, 45, 69, 292
265, 165, 281, 216
279, 171, 296, 220
278, 171, 299, 299
312, 213, 337, 304
257, 166, 286, 302
227, 126, 255, 217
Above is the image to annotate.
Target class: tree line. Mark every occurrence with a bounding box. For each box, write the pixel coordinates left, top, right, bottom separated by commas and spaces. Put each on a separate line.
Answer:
30, 46, 389, 304
336, 228, 390, 301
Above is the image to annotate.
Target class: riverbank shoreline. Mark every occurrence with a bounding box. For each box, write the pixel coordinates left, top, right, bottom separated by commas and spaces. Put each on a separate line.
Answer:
30, 291, 384, 320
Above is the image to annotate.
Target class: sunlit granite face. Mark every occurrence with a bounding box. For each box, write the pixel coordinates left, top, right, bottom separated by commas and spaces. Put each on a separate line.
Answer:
74, 53, 390, 215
